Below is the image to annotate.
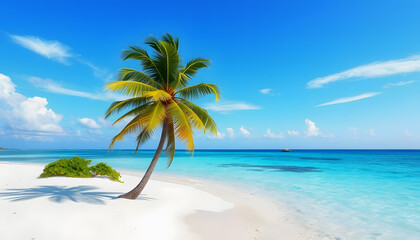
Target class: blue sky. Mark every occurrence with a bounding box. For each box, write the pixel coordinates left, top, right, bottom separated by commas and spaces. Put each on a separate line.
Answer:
0, 0, 419, 149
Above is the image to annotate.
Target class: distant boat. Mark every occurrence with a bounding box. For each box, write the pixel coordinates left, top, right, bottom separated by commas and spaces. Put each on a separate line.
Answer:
281, 149, 291, 152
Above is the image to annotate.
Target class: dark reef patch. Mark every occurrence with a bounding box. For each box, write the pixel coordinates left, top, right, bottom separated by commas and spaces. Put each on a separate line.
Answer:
219, 163, 320, 173
299, 156, 341, 161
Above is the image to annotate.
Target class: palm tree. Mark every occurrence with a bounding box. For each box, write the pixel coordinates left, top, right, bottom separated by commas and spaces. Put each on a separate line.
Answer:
105, 34, 220, 200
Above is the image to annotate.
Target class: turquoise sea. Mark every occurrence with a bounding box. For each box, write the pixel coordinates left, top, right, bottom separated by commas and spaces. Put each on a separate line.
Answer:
0, 149, 419, 239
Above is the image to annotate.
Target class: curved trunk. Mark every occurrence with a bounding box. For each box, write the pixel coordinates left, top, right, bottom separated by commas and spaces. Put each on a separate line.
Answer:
117, 121, 168, 200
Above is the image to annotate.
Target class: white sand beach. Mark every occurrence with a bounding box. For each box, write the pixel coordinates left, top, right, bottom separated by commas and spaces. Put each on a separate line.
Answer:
0, 162, 312, 240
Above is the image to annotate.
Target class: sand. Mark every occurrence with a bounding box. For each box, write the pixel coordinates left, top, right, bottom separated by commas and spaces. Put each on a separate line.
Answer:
0, 162, 314, 240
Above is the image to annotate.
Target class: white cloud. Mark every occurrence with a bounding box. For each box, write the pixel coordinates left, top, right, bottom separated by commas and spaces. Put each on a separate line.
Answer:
205, 101, 261, 112
208, 131, 225, 139
28, 77, 122, 101
383, 80, 415, 88
10, 35, 72, 64
305, 119, 321, 137
78, 118, 102, 135
239, 126, 251, 137
307, 55, 420, 88
367, 128, 376, 136
287, 130, 299, 136
259, 88, 272, 94
226, 128, 234, 138
303, 119, 333, 138
76, 59, 114, 82
316, 92, 381, 107
264, 129, 284, 139
0, 74, 63, 139
78, 118, 101, 129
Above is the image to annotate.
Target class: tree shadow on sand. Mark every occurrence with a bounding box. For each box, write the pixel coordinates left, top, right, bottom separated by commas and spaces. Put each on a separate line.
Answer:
0, 185, 154, 204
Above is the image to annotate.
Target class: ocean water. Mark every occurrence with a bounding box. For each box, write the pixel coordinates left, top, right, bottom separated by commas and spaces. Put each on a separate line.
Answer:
0, 149, 419, 239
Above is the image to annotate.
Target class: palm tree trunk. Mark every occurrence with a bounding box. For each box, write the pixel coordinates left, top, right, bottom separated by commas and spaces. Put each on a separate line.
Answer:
117, 121, 168, 200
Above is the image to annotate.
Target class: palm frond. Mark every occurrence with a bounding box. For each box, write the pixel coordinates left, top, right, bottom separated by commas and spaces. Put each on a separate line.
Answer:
177, 102, 206, 131
143, 90, 173, 102
145, 35, 165, 54
167, 100, 194, 151
176, 83, 220, 101
108, 102, 166, 149
182, 58, 210, 77
106, 80, 158, 97
161, 33, 179, 50
111, 102, 152, 126
105, 96, 150, 119
118, 68, 161, 89
177, 58, 210, 87
140, 102, 167, 131
108, 114, 144, 149
155, 41, 180, 87
121, 46, 164, 84
179, 99, 217, 134
135, 128, 154, 155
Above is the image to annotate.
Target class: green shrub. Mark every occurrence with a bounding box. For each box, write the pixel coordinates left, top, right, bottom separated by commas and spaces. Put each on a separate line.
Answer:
40, 156, 122, 182
40, 156, 92, 178
90, 162, 122, 183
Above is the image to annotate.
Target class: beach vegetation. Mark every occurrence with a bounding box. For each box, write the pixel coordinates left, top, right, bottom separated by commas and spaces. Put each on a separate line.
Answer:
105, 33, 220, 199
40, 156, 122, 182
90, 162, 122, 182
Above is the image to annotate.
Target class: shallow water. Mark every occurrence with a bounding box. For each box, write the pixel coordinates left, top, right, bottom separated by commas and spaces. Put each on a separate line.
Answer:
1, 149, 419, 239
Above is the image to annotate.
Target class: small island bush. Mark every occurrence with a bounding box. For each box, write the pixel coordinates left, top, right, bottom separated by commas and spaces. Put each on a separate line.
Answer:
40, 156, 122, 182
90, 162, 122, 182
40, 156, 92, 178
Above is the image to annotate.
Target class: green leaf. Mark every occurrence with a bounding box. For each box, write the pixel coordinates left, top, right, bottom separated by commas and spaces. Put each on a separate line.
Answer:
105, 96, 150, 119
176, 83, 220, 101
118, 68, 162, 89
105, 80, 158, 97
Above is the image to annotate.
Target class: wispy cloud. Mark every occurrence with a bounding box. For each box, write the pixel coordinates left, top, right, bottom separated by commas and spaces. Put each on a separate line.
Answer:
239, 126, 251, 137
287, 130, 299, 136
76, 59, 114, 82
383, 80, 415, 88
259, 88, 272, 94
307, 55, 420, 88
10, 34, 113, 81
264, 129, 284, 139
316, 92, 381, 107
205, 101, 261, 112
28, 77, 121, 101
10, 35, 72, 64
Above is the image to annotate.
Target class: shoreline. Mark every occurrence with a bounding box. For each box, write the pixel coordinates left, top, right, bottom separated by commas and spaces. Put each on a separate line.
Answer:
122, 169, 317, 240
0, 161, 319, 240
